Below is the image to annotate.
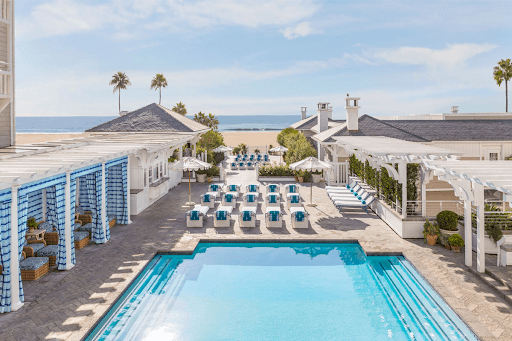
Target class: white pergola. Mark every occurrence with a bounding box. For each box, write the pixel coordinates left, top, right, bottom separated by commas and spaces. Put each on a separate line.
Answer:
332, 136, 462, 218
423, 160, 512, 273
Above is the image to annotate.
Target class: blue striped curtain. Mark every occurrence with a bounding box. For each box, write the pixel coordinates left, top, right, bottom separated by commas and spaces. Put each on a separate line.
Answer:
78, 177, 91, 212
0, 201, 11, 313
92, 171, 106, 244
120, 162, 128, 225
69, 180, 76, 266
55, 183, 67, 270
17, 194, 28, 303
45, 186, 57, 229
104, 167, 110, 241
106, 164, 128, 225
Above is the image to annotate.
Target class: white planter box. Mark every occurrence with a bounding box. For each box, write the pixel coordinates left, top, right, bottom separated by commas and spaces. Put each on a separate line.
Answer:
197, 174, 207, 183
312, 174, 322, 183
258, 176, 296, 182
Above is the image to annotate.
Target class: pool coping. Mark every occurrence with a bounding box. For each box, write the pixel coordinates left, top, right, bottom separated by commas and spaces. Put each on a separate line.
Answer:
80, 238, 481, 341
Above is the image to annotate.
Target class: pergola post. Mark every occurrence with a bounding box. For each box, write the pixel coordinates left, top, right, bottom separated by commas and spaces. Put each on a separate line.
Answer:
398, 163, 407, 218
10, 185, 23, 311
178, 145, 182, 160
126, 157, 132, 224
473, 182, 485, 273
64, 171, 74, 270
464, 199, 472, 267
42, 188, 47, 221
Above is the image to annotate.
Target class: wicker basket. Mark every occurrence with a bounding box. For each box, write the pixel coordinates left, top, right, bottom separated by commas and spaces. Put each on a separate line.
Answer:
74, 235, 90, 250
109, 218, 116, 228
21, 261, 49, 281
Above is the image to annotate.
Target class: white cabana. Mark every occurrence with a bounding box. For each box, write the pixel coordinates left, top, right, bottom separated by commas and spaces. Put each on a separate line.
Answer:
172, 157, 211, 206
289, 157, 332, 207
423, 160, 512, 273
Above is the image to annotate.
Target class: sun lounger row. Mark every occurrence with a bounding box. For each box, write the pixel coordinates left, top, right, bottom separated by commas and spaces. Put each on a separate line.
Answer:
187, 204, 309, 229
206, 183, 298, 195
201, 192, 302, 209
235, 154, 270, 162
327, 180, 375, 213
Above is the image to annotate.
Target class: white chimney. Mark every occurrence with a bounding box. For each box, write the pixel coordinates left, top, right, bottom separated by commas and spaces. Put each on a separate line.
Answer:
301, 107, 307, 120
451, 106, 459, 114
328, 106, 333, 119
317, 102, 330, 132
345, 94, 360, 131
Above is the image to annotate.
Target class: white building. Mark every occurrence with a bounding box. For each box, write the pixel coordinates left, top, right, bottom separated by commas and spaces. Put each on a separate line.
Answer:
0, 0, 15, 148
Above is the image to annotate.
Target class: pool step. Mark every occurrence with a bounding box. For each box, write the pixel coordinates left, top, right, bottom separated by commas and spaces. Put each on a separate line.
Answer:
368, 257, 477, 341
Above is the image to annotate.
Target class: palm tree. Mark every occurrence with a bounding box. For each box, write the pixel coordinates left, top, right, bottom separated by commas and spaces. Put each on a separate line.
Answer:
150, 73, 168, 105
172, 101, 187, 116
109, 71, 131, 113
493, 59, 512, 112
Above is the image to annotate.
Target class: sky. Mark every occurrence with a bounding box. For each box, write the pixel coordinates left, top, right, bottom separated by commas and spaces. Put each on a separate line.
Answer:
15, 0, 512, 118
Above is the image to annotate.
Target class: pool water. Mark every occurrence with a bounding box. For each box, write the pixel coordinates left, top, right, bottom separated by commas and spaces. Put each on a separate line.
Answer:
86, 243, 478, 341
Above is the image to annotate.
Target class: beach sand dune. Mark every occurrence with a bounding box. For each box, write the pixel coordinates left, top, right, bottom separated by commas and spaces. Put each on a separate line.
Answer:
16, 132, 279, 149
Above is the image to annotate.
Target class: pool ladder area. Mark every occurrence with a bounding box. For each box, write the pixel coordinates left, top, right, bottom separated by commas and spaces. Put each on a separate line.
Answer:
94, 256, 186, 341
367, 257, 478, 341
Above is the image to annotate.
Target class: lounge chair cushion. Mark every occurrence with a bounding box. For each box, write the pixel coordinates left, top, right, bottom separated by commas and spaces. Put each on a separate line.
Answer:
216, 211, 227, 220
75, 206, 85, 215
268, 195, 277, 204
290, 195, 300, 204
74, 222, 82, 231
288, 185, 297, 193
20, 257, 49, 271
229, 185, 238, 192
210, 184, 219, 192
268, 184, 278, 192
35, 245, 59, 257
189, 210, 200, 220
74, 231, 89, 241
202, 194, 211, 203
248, 185, 258, 192
246, 194, 255, 203
268, 211, 280, 221
224, 194, 234, 202
294, 211, 305, 222
39, 221, 53, 233
242, 211, 253, 221
25, 242, 45, 254
78, 223, 93, 232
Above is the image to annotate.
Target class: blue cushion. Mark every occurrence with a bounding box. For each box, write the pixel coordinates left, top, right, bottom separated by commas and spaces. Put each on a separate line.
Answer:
74, 222, 81, 231
74, 231, 89, 241
289, 185, 296, 193
290, 195, 299, 204
268, 195, 277, 204
210, 184, 219, 192
242, 211, 252, 221
294, 211, 305, 222
216, 211, 227, 220
361, 200, 366, 205
239, 163, 244, 166
75, 206, 85, 215
225, 194, 234, 202
189, 210, 200, 220
247, 195, 255, 203
78, 223, 93, 232
269, 185, 277, 192
346, 184, 350, 189
268, 211, 280, 222
249, 185, 258, 192
202, 194, 211, 203
231, 163, 236, 167
20, 257, 49, 271
35, 245, 58, 257
25, 242, 45, 254
39, 221, 53, 233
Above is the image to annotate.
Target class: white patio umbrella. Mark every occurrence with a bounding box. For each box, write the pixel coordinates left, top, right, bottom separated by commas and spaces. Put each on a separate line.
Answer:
172, 157, 211, 206
212, 145, 233, 153
289, 157, 332, 207
270, 145, 288, 164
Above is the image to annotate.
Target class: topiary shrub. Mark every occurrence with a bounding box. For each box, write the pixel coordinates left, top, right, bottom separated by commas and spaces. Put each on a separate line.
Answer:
448, 234, 464, 247
436, 210, 459, 231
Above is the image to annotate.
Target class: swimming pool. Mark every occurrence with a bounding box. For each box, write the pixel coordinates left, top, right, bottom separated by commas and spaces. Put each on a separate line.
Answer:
86, 243, 478, 340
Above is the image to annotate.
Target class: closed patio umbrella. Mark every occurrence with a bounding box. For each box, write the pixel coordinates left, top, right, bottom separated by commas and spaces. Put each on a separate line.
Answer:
270, 145, 288, 164
289, 157, 332, 207
172, 157, 211, 206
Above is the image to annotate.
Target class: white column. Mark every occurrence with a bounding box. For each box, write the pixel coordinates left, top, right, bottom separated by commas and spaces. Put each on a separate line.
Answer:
10, 185, 23, 311
178, 145, 182, 160
421, 182, 427, 217
473, 183, 485, 273
126, 158, 132, 224
464, 200, 472, 267
42, 189, 47, 222
398, 163, 407, 218
101, 162, 107, 240
192, 143, 197, 157
64, 172, 74, 270
219, 163, 224, 181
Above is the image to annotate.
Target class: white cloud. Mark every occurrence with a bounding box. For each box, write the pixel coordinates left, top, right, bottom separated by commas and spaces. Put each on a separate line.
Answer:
18, 0, 319, 39
367, 43, 497, 68
281, 21, 317, 39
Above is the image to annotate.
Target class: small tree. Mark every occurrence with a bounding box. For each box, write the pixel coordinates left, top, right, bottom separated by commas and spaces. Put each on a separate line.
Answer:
194, 112, 219, 129
198, 130, 224, 150
277, 128, 299, 147
150, 73, 168, 105
284, 133, 317, 164
109, 71, 131, 113
172, 102, 187, 116
494, 59, 512, 112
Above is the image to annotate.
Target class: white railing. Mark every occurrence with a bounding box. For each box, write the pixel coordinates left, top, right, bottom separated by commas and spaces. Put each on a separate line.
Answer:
406, 200, 464, 217
328, 162, 349, 185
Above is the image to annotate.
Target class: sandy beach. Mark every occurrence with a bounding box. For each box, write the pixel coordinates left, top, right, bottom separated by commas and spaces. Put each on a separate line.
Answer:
16, 132, 279, 149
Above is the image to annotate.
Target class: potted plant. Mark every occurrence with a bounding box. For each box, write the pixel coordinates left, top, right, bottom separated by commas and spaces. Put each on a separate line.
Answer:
423, 219, 439, 246
254, 149, 260, 154
436, 210, 459, 246
206, 165, 219, 183
448, 234, 464, 252
196, 169, 207, 183
439, 233, 451, 250
312, 170, 322, 183
297, 170, 304, 183
27, 216, 38, 233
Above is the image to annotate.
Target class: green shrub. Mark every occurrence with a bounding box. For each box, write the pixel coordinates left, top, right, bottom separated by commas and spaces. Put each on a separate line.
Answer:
195, 169, 208, 175
27, 216, 38, 229
207, 165, 220, 177
423, 219, 439, 238
259, 164, 295, 177
284, 133, 316, 164
436, 211, 459, 231
233, 147, 241, 155
198, 130, 224, 151
277, 128, 299, 147
448, 234, 464, 247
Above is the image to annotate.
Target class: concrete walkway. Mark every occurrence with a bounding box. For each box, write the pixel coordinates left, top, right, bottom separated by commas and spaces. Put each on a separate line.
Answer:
1, 165, 512, 340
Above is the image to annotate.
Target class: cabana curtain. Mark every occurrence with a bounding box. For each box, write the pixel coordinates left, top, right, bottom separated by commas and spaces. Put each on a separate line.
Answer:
16, 194, 28, 303
0, 200, 12, 313
55, 183, 67, 270
106, 163, 128, 225
92, 172, 106, 243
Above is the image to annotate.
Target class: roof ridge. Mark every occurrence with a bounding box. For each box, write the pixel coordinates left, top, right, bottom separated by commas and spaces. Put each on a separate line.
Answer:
364, 115, 430, 142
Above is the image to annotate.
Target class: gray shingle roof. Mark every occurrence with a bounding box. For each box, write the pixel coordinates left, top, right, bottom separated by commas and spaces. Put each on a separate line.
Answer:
86, 103, 210, 133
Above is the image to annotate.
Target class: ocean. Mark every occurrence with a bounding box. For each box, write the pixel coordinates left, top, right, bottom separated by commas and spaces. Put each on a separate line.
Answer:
15, 115, 300, 133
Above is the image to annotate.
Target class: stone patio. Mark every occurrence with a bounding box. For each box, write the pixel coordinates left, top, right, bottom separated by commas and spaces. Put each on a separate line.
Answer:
1, 163, 512, 340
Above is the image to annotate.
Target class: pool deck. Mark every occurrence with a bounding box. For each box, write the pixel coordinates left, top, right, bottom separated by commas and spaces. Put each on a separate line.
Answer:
1, 163, 512, 340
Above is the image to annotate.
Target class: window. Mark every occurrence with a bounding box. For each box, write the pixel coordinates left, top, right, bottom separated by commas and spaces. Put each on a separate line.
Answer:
148, 168, 153, 183
160, 163, 163, 178
154, 166, 159, 180
490, 152, 499, 161
144, 170, 147, 187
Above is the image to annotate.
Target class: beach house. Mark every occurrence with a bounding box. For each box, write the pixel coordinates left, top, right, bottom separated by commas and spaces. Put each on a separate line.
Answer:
0, 0, 14, 148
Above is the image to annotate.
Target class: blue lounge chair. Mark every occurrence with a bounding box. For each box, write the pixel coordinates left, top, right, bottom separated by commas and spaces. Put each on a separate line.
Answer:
334, 196, 375, 213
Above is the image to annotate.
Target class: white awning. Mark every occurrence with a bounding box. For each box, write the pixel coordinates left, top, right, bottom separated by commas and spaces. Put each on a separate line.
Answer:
0, 133, 194, 190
